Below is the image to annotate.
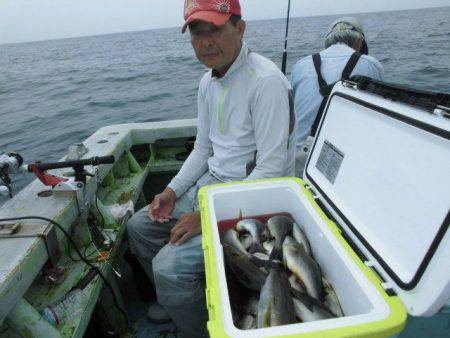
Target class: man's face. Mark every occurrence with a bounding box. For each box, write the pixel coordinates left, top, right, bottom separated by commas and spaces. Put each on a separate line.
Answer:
189, 19, 245, 73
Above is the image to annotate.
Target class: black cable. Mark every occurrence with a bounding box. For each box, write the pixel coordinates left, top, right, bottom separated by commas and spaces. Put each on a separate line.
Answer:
67, 186, 109, 263
66, 226, 99, 263
93, 188, 118, 264
95, 185, 115, 249
0, 215, 130, 330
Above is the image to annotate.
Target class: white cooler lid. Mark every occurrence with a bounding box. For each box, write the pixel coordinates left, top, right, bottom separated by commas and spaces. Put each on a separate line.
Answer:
305, 81, 450, 316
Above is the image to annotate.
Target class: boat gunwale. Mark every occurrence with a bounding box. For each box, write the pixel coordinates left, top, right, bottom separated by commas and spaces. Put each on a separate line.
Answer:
0, 118, 197, 325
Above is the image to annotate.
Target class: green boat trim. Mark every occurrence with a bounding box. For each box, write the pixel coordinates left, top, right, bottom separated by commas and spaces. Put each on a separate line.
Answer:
0, 119, 197, 337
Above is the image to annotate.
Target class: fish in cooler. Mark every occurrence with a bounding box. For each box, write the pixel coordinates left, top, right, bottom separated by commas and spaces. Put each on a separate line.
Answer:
263, 239, 275, 256
289, 273, 307, 293
221, 213, 343, 330
240, 232, 253, 251
223, 244, 268, 292
291, 288, 336, 322
257, 269, 296, 328
267, 215, 294, 260
236, 218, 266, 254
283, 236, 324, 300
292, 221, 312, 256
223, 229, 249, 256
323, 277, 344, 317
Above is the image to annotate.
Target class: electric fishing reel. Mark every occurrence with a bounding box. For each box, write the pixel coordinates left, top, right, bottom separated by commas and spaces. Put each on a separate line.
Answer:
0, 152, 24, 198
0, 152, 115, 198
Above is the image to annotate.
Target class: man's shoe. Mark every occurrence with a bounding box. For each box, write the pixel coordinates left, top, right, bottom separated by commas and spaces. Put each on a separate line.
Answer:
147, 302, 171, 324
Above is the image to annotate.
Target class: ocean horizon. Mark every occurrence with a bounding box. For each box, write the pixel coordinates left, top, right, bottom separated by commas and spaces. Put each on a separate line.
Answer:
1, 5, 449, 204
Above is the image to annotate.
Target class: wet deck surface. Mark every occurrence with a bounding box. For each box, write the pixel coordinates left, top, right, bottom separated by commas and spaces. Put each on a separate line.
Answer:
119, 250, 178, 338
399, 313, 450, 338
126, 297, 178, 338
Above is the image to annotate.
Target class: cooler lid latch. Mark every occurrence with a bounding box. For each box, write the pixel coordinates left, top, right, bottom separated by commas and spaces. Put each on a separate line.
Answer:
433, 106, 450, 119
305, 184, 338, 223
364, 260, 397, 296
304, 184, 319, 200
382, 283, 397, 297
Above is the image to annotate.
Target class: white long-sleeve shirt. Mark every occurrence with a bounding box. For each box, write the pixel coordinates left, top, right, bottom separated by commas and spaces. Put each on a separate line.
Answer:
291, 43, 383, 146
168, 43, 296, 197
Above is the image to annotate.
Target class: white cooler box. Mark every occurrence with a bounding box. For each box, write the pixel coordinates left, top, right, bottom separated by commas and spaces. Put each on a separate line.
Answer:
198, 80, 450, 338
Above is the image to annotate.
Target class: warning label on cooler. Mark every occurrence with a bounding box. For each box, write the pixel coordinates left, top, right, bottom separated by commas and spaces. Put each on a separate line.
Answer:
315, 140, 344, 184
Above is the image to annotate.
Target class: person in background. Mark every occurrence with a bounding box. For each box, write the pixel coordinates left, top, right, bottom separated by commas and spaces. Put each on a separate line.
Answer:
127, 1, 296, 337
291, 17, 383, 177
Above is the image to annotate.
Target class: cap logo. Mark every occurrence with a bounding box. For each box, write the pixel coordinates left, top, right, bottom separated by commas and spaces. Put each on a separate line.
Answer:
213, 0, 231, 14
185, 0, 200, 15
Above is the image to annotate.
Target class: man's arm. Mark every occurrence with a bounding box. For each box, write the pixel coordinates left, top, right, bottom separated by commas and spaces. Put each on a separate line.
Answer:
245, 75, 291, 180
359, 56, 384, 81
167, 81, 213, 197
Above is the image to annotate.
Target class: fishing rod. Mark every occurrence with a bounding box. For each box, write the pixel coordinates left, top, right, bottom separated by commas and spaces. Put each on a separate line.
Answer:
281, 0, 292, 75
0, 153, 115, 197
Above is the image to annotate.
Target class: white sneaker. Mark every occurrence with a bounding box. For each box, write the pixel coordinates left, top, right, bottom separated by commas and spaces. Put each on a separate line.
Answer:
147, 302, 171, 324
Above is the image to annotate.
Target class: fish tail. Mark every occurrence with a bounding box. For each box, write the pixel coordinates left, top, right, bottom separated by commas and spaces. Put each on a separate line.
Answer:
248, 242, 265, 254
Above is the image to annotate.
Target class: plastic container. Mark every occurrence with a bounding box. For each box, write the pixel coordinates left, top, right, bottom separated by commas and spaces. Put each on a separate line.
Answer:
198, 81, 450, 338
41, 289, 88, 326
199, 179, 406, 338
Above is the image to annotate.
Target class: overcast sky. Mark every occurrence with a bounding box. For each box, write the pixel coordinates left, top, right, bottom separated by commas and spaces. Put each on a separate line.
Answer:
0, 0, 448, 44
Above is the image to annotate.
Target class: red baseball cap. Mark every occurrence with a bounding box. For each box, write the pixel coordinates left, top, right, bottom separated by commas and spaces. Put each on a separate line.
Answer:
182, 0, 242, 33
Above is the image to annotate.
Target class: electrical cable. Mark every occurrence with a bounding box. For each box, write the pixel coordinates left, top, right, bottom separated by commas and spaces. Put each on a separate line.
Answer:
0, 215, 130, 330
94, 176, 115, 249
67, 186, 111, 263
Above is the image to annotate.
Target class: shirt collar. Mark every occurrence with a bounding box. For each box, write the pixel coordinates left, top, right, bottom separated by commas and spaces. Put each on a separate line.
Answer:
322, 43, 355, 56
212, 42, 249, 80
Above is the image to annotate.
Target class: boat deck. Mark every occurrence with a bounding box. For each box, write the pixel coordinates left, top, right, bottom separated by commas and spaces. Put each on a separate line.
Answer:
0, 119, 448, 337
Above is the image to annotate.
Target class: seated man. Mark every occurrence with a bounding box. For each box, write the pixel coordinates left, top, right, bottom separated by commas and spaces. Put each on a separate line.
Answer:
291, 17, 383, 177
127, 1, 296, 337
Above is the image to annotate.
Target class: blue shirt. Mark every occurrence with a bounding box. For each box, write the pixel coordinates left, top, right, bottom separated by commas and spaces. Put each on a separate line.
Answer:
290, 43, 383, 146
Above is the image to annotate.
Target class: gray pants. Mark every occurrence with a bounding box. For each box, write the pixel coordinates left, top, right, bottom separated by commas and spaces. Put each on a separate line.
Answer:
127, 173, 220, 338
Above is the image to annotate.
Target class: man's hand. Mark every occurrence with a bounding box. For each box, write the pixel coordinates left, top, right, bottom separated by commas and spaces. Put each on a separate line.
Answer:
169, 211, 202, 246
148, 188, 177, 223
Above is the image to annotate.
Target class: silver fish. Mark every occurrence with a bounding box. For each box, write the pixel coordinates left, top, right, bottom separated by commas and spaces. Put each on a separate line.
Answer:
289, 273, 307, 293
223, 229, 249, 256
292, 222, 312, 256
262, 240, 275, 256
237, 314, 254, 330
323, 277, 344, 317
283, 236, 324, 300
291, 288, 335, 322
223, 244, 268, 292
236, 219, 266, 254
257, 269, 296, 328
245, 295, 259, 316
240, 233, 253, 251
261, 228, 270, 242
267, 215, 294, 260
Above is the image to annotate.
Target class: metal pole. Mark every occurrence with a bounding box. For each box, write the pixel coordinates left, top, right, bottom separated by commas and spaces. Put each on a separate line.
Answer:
281, 0, 292, 75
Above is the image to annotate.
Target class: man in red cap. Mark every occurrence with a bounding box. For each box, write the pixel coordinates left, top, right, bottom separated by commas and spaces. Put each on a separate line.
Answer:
127, 1, 296, 336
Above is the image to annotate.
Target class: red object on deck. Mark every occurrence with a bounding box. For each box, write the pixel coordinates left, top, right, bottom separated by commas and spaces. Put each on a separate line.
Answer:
28, 162, 68, 187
